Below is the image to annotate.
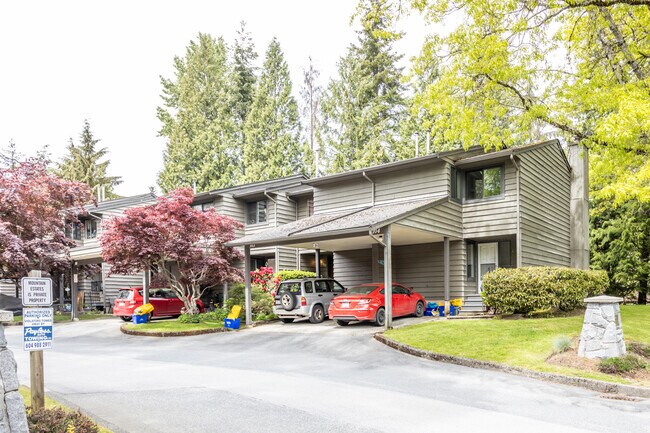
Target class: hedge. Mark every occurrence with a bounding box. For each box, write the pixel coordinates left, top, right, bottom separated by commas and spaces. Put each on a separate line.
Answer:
481, 267, 609, 314
274, 270, 317, 282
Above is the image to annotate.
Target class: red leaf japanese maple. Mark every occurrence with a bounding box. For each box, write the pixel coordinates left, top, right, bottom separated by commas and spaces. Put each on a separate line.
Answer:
0, 160, 94, 286
100, 188, 243, 314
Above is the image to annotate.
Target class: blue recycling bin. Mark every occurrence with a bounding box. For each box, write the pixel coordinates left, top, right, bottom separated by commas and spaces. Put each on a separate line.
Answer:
438, 305, 445, 317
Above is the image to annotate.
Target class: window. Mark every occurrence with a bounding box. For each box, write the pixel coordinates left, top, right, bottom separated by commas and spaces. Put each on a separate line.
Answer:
247, 200, 267, 224
466, 242, 476, 280
72, 222, 82, 241
331, 281, 345, 293
86, 220, 98, 239
392, 285, 407, 295
304, 281, 314, 293
193, 202, 214, 212
466, 166, 503, 200
451, 167, 462, 200
315, 280, 329, 293
307, 199, 314, 216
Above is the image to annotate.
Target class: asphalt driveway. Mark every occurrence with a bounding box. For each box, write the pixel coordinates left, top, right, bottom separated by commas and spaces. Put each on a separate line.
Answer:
4, 318, 649, 433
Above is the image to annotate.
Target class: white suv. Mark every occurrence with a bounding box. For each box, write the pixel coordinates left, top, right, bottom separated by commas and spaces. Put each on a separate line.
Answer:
273, 278, 346, 324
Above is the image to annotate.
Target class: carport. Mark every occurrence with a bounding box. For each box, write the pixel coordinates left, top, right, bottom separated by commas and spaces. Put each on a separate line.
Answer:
228, 196, 463, 330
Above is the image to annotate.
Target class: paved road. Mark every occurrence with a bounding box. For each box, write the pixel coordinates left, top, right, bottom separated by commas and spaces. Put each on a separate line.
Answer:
4, 318, 649, 433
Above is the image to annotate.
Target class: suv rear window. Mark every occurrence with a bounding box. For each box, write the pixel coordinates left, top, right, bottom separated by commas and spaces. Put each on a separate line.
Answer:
278, 282, 301, 294
117, 290, 133, 300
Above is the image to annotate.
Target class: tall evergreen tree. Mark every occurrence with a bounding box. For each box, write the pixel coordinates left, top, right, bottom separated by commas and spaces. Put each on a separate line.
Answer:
242, 38, 303, 183
300, 57, 323, 177
321, 0, 406, 173
232, 22, 258, 128
591, 200, 650, 304
57, 120, 122, 199
157, 33, 238, 193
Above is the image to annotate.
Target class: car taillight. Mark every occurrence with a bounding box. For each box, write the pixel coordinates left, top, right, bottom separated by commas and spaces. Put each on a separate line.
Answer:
358, 299, 371, 305
301, 296, 307, 306
129, 301, 136, 305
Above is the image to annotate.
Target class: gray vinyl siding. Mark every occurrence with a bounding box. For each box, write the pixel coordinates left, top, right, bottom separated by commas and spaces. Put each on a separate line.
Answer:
373, 162, 447, 204
393, 242, 465, 301
215, 195, 246, 238
313, 162, 448, 214
0, 281, 16, 297
519, 145, 571, 266
398, 200, 463, 238
297, 196, 312, 220
101, 263, 142, 302
463, 162, 518, 238
333, 249, 373, 288
314, 178, 370, 214
275, 195, 297, 225
277, 247, 298, 270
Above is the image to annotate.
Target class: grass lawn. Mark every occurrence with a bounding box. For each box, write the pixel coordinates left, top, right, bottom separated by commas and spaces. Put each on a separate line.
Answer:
19, 386, 113, 433
385, 304, 649, 385
122, 319, 224, 333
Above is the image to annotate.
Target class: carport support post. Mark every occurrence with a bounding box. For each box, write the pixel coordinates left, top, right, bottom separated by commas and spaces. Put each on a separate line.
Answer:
70, 262, 77, 321
315, 248, 321, 277
142, 266, 150, 305
444, 236, 450, 312
244, 245, 252, 325
384, 225, 392, 330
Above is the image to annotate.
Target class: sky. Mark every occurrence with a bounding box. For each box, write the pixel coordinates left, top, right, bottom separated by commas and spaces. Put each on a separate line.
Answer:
0, 1, 431, 196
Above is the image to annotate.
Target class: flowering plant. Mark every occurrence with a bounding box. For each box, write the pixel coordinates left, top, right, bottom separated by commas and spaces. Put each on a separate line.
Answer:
250, 267, 275, 292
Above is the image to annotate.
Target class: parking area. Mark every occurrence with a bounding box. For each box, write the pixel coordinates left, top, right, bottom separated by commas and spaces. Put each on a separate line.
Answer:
255, 315, 434, 336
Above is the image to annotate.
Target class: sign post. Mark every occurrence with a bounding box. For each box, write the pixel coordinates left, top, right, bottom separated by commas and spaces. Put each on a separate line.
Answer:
21, 276, 53, 411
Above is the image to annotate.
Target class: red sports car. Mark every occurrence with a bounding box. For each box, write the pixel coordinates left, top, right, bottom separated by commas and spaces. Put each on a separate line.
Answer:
328, 283, 425, 327
113, 287, 204, 321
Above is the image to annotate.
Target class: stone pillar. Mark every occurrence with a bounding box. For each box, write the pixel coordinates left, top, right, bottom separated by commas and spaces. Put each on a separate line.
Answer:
0, 310, 29, 433
568, 144, 589, 270
578, 295, 626, 359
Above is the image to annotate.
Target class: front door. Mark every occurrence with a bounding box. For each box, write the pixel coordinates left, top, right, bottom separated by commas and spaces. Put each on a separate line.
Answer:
478, 243, 499, 292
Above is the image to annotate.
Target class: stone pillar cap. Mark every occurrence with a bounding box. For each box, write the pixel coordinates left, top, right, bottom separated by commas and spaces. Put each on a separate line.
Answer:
0, 310, 14, 323
584, 295, 624, 304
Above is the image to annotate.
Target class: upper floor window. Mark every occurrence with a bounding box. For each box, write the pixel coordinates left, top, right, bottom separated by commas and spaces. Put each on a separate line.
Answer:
247, 200, 267, 225
307, 199, 314, 217
86, 220, 98, 239
466, 166, 503, 200
74, 222, 82, 240
192, 202, 214, 212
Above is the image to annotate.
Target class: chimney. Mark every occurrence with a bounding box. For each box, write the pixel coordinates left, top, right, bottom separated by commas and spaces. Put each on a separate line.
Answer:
568, 144, 589, 270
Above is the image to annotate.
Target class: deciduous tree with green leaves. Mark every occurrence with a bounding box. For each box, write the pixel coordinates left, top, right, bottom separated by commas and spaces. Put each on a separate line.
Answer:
157, 33, 239, 193
57, 120, 122, 199
321, 0, 407, 172
407, 0, 650, 203
242, 38, 303, 182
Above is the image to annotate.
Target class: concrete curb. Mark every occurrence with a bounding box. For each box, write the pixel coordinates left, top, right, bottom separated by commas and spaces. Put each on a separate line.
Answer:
120, 324, 232, 337
373, 333, 650, 399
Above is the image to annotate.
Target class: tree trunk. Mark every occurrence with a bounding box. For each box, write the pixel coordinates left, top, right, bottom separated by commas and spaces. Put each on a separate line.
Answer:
638, 291, 647, 305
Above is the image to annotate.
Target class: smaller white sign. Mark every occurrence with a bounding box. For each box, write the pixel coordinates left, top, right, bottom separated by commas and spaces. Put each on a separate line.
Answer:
21, 277, 53, 306
23, 308, 53, 351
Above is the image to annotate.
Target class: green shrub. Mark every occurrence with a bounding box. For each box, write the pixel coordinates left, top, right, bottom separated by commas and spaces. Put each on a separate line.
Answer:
598, 354, 647, 374
178, 313, 201, 323
274, 270, 317, 283
27, 407, 99, 433
224, 283, 274, 319
627, 342, 650, 358
199, 308, 229, 322
481, 267, 608, 314
552, 336, 573, 354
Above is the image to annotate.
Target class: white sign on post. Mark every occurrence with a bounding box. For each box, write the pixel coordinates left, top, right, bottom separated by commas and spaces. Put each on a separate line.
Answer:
21, 277, 53, 306
23, 308, 53, 351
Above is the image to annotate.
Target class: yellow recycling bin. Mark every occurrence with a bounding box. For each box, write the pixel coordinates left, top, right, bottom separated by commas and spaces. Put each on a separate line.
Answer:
134, 303, 154, 315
